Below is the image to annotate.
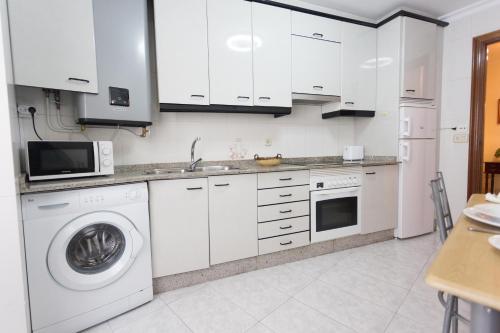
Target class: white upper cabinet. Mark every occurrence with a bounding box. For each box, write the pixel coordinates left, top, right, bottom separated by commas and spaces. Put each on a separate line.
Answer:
8, 0, 98, 93
154, 0, 209, 105
291, 11, 342, 42
252, 3, 292, 107
340, 23, 377, 111
400, 17, 437, 100
292, 36, 341, 96
209, 174, 257, 265
207, 0, 253, 106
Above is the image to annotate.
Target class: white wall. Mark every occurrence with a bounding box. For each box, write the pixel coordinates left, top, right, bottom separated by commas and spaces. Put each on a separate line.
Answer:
0, 0, 30, 331
16, 86, 355, 166
439, 0, 500, 220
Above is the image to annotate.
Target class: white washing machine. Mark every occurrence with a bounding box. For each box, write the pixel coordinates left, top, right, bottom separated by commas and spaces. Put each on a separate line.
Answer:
22, 183, 153, 333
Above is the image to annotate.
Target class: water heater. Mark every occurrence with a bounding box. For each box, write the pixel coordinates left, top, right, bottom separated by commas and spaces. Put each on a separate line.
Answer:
77, 0, 152, 127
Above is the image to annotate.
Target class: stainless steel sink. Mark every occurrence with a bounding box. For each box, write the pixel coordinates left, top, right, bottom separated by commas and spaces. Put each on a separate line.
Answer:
144, 165, 239, 175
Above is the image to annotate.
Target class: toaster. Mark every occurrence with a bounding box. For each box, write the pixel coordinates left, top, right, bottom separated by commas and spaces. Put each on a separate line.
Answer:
343, 146, 364, 161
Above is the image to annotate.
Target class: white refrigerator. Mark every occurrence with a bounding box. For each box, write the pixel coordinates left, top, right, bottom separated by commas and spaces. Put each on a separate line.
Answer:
396, 101, 437, 239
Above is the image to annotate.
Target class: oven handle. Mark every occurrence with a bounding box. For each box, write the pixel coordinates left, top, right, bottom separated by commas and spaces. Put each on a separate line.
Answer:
312, 187, 360, 197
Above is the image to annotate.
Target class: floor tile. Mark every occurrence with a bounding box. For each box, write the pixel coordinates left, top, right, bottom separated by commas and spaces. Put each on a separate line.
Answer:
81, 322, 112, 333
294, 280, 394, 333
284, 251, 350, 278
159, 282, 207, 304
261, 298, 355, 333
113, 306, 191, 333
385, 313, 437, 333
318, 266, 409, 311
169, 286, 256, 333
397, 289, 445, 332
246, 323, 274, 333
250, 264, 314, 296
209, 272, 290, 320
107, 297, 166, 331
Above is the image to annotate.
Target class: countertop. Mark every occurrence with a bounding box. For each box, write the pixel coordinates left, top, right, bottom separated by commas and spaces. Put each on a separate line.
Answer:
426, 194, 500, 311
19, 156, 398, 194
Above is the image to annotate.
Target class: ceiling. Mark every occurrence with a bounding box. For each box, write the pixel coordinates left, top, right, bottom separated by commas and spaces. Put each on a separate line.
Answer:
300, 0, 482, 20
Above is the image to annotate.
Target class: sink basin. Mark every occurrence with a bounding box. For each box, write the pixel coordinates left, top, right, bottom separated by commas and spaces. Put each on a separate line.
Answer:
144, 165, 239, 175
194, 165, 239, 172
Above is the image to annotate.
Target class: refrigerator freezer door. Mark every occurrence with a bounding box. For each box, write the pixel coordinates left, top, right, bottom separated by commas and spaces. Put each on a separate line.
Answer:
399, 107, 437, 139
397, 139, 436, 238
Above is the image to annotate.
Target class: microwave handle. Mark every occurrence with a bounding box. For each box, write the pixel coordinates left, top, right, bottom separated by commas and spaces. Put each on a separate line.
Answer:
93, 141, 100, 173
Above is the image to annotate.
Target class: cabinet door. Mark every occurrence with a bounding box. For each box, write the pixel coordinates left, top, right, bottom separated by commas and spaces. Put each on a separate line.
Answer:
360, 165, 398, 234
252, 3, 292, 107
291, 11, 342, 42
209, 174, 257, 265
341, 23, 376, 111
154, 0, 209, 105
292, 36, 341, 96
149, 179, 209, 277
400, 17, 437, 100
8, 0, 98, 92
207, 0, 253, 106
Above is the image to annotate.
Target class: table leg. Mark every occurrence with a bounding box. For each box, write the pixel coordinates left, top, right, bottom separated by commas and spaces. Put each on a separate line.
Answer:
492, 175, 495, 193
486, 173, 489, 193
471, 303, 500, 333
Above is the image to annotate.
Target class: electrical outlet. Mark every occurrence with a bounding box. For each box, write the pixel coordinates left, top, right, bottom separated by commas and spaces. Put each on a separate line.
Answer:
265, 138, 272, 147
17, 105, 33, 118
453, 133, 468, 143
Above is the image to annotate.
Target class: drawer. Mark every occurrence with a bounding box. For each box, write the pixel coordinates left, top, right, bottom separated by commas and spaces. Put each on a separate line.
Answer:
259, 231, 310, 255
258, 216, 309, 239
291, 11, 342, 42
258, 170, 309, 189
258, 185, 309, 206
258, 201, 309, 222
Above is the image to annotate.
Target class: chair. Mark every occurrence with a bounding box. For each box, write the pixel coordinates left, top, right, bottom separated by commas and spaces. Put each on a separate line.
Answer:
431, 172, 469, 333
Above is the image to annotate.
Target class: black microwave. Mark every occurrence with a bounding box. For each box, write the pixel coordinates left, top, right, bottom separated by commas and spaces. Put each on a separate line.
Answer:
26, 141, 114, 181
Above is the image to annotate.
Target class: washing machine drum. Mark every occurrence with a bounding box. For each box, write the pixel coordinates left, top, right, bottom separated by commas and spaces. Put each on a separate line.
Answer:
48, 211, 144, 291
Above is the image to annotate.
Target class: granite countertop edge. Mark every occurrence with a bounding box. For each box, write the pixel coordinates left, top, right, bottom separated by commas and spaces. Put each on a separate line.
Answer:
19, 156, 399, 194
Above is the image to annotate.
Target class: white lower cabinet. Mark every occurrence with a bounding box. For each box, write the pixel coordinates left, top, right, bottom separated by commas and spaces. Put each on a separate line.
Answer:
259, 231, 310, 255
149, 179, 209, 277
360, 165, 398, 234
258, 216, 309, 239
209, 174, 258, 265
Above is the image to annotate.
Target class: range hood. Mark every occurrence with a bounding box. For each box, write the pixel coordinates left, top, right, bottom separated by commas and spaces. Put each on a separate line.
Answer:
320, 100, 375, 119
291, 93, 339, 104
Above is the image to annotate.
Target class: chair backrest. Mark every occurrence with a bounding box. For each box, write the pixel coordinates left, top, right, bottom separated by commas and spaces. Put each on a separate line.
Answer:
431, 172, 454, 243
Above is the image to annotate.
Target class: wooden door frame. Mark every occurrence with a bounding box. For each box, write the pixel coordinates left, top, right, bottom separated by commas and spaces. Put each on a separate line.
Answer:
468, 30, 500, 197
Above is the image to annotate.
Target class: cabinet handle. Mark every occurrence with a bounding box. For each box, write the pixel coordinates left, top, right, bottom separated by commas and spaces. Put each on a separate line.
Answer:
345, 101, 355, 105
405, 89, 416, 92
38, 202, 70, 210
365, 172, 376, 175
259, 96, 271, 100
68, 77, 90, 83
279, 194, 292, 198
280, 209, 292, 214
312, 33, 324, 38
313, 85, 324, 90
190, 94, 205, 98
186, 187, 203, 191
279, 225, 293, 230
279, 177, 292, 181
214, 183, 230, 187
280, 240, 293, 246
237, 96, 250, 100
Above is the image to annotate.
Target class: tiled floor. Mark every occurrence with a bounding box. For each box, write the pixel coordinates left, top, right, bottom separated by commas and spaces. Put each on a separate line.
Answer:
85, 232, 470, 333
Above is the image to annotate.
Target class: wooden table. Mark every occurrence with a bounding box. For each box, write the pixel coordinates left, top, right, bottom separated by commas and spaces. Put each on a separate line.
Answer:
485, 162, 500, 193
426, 194, 500, 332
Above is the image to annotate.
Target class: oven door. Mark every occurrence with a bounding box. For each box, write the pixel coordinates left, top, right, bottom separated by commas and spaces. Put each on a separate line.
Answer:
310, 186, 361, 243
27, 141, 99, 181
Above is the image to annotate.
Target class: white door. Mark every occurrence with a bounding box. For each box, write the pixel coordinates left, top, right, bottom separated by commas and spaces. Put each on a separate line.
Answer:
252, 3, 292, 107
340, 23, 376, 111
292, 36, 341, 96
400, 17, 437, 100
8, 0, 98, 92
397, 139, 436, 238
47, 212, 143, 291
399, 107, 437, 139
207, 0, 253, 106
154, 0, 210, 105
291, 11, 342, 42
209, 174, 258, 265
149, 179, 209, 277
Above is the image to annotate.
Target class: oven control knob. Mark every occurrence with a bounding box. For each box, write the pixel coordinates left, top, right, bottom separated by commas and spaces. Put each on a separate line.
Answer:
102, 147, 111, 156
102, 159, 112, 167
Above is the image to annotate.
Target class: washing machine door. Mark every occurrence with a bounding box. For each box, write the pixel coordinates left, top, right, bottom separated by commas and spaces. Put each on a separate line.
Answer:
47, 211, 144, 291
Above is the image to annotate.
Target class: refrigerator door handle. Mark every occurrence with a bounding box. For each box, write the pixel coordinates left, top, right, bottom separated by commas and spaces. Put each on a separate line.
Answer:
402, 118, 411, 137
401, 142, 410, 161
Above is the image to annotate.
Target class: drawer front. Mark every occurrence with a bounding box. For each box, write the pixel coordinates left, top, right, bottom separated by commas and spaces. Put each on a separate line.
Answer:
258, 170, 309, 189
259, 231, 310, 255
258, 201, 309, 222
291, 11, 342, 42
258, 185, 309, 206
258, 216, 310, 239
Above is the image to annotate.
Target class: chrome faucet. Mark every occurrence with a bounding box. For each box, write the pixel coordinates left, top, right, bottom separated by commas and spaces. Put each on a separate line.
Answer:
189, 137, 202, 171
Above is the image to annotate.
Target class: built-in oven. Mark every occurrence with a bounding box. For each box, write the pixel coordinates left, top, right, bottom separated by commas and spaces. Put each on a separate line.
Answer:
310, 167, 362, 243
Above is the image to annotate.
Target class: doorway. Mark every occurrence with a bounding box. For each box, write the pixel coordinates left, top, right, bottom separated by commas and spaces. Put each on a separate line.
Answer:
467, 30, 500, 197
